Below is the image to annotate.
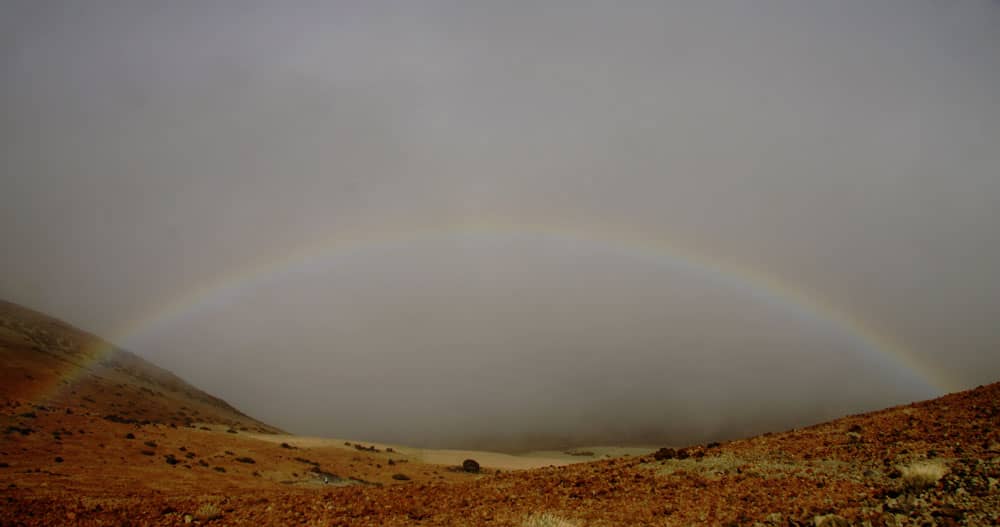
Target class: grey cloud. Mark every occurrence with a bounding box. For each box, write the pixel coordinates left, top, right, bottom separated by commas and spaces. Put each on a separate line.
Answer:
2, 0, 998, 449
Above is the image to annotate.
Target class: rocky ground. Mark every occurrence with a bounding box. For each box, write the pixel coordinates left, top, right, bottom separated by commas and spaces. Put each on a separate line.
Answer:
2, 381, 998, 526
1, 300, 998, 526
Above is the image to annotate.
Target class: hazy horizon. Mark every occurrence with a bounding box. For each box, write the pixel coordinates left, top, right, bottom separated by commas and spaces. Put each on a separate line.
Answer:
3, 1, 999, 450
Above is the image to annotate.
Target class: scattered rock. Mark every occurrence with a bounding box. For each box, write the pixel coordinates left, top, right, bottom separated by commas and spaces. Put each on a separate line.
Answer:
392, 473, 411, 481
103, 414, 139, 425
5, 426, 33, 436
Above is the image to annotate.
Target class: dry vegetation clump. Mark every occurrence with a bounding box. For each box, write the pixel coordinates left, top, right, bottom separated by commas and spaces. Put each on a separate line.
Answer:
899, 460, 947, 491
194, 502, 222, 521
521, 512, 578, 527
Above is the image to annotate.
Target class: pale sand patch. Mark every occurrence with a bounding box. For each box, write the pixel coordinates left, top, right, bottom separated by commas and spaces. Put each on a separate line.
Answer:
416, 448, 572, 470
238, 432, 654, 471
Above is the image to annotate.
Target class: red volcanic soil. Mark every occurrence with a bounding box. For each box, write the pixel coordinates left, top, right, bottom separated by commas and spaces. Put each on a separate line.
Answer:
2, 299, 1000, 526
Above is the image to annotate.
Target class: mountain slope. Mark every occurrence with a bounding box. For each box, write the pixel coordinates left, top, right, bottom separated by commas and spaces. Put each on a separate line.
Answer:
0, 299, 278, 433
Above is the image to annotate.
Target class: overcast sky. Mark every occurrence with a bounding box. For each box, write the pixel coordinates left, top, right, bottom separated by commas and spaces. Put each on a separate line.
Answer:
2, 1, 999, 450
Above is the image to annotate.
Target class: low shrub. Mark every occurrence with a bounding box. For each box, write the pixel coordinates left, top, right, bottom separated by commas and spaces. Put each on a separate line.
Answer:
900, 460, 947, 491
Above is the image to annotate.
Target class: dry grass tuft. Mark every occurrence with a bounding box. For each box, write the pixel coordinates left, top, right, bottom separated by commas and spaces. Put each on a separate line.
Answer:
194, 503, 222, 521
522, 512, 579, 527
900, 460, 947, 491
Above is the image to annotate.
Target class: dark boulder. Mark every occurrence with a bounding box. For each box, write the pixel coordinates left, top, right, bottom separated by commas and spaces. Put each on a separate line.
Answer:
653, 448, 676, 461
462, 459, 480, 473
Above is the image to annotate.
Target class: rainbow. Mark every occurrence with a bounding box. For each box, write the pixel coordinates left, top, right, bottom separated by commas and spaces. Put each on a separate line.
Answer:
59, 219, 949, 402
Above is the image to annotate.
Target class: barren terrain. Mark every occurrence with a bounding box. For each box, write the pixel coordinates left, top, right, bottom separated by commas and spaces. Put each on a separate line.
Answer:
2, 300, 998, 526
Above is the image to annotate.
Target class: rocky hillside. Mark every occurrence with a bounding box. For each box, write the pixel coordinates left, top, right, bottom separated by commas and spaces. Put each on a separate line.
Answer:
0, 299, 278, 433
